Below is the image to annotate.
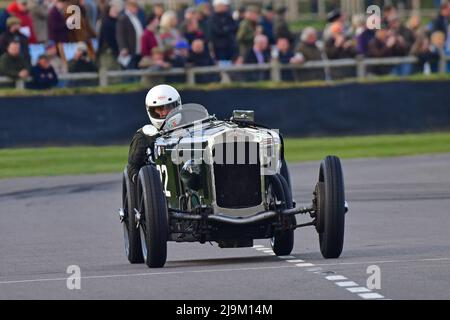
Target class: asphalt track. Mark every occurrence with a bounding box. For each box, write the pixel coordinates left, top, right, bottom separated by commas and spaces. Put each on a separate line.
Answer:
1, 154, 450, 300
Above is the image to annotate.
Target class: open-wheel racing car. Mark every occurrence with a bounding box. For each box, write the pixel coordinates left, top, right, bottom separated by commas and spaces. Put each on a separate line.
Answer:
119, 104, 348, 268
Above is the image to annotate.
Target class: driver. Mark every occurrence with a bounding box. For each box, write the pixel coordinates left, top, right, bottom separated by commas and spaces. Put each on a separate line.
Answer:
128, 84, 182, 183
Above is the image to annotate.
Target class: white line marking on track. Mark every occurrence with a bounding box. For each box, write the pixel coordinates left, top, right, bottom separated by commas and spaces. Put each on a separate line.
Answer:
347, 287, 371, 293
335, 281, 358, 287
286, 259, 305, 263
252, 245, 264, 248
325, 275, 347, 281
250, 246, 389, 300
295, 263, 315, 267
311, 257, 450, 267
0, 265, 300, 285
358, 293, 385, 299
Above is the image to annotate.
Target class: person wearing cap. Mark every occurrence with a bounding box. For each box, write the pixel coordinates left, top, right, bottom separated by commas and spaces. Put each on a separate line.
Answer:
209, 0, 238, 61
171, 40, 190, 68
68, 41, 98, 73
273, 5, 293, 43
237, 5, 260, 57
0, 0, 37, 43
0, 40, 30, 80
27, 54, 58, 89
259, 3, 275, 45
0, 16, 31, 64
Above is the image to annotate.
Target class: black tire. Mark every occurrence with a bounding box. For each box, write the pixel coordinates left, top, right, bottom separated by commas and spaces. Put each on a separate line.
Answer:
280, 158, 292, 192
270, 174, 295, 256
317, 156, 345, 259
136, 165, 168, 268
122, 167, 144, 263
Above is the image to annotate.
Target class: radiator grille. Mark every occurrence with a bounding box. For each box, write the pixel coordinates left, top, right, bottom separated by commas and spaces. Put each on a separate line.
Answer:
213, 141, 261, 208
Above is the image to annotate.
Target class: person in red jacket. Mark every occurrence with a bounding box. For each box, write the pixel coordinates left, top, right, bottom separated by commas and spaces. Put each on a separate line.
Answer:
3, 0, 38, 43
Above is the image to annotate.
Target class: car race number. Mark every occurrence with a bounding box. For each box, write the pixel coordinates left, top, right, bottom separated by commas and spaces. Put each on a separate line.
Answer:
156, 164, 171, 197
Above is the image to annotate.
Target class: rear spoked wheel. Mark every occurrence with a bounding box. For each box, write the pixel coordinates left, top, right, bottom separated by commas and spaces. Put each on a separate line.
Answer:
269, 171, 295, 256
122, 168, 144, 263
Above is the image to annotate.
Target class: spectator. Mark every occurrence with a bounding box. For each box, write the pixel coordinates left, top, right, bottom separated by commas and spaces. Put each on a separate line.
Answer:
277, 37, 302, 65
27, 54, 58, 89
407, 15, 422, 37
179, 7, 197, 35
83, 0, 98, 32
140, 16, 159, 58
382, 4, 398, 28
259, 3, 275, 45
188, 38, 218, 83
387, 14, 415, 53
171, 40, 190, 68
276, 37, 303, 81
188, 38, 215, 66
410, 31, 440, 74
45, 40, 67, 74
139, 47, 170, 70
273, 6, 293, 43
0, 16, 31, 64
116, 0, 144, 69
197, 2, 212, 41
29, 0, 49, 43
183, 13, 205, 45
295, 27, 325, 81
98, 2, 121, 70
152, 3, 165, 23
0, 40, 29, 80
209, 0, 238, 61
232, 5, 246, 24
68, 41, 98, 72
158, 10, 181, 59
237, 5, 260, 57
48, 0, 69, 44
432, 2, 450, 36
368, 29, 408, 75
243, 34, 270, 81
296, 27, 322, 61
325, 22, 357, 60
323, 9, 344, 41
356, 21, 376, 56
0, 0, 37, 43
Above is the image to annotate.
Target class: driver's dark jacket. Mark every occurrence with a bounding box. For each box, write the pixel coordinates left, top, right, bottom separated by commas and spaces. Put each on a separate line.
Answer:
127, 128, 157, 182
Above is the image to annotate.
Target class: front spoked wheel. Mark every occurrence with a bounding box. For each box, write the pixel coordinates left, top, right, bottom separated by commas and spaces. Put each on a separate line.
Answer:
316, 156, 346, 259
137, 165, 168, 268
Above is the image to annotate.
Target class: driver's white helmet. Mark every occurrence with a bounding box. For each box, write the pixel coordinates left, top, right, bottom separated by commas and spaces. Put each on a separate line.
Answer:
145, 84, 182, 129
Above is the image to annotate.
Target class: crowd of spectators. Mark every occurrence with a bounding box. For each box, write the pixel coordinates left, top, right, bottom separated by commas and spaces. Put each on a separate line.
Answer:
0, 0, 450, 88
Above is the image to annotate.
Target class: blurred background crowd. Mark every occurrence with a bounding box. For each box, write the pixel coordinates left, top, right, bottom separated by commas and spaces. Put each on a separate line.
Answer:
0, 0, 449, 89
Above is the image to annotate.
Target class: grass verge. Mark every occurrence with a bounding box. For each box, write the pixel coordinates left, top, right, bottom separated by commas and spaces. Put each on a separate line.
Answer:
1, 132, 450, 179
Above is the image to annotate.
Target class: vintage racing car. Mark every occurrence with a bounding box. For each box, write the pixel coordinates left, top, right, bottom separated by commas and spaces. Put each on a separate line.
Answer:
119, 104, 348, 268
